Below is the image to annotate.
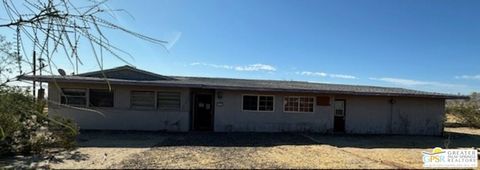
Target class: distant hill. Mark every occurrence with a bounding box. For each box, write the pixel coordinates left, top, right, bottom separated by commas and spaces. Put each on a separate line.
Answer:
447, 92, 479, 105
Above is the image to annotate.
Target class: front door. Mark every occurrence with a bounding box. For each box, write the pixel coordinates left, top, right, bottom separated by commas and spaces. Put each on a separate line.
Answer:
193, 94, 214, 131
334, 99, 346, 132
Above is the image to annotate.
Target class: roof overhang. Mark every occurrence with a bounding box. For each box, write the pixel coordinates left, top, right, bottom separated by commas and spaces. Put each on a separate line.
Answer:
19, 75, 469, 99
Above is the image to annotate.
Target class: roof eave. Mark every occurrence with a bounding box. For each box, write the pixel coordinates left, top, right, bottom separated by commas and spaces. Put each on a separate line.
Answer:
19, 75, 468, 99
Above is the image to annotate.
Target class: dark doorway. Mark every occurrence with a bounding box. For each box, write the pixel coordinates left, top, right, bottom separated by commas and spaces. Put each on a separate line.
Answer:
334, 99, 346, 132
193, 93, 214, 131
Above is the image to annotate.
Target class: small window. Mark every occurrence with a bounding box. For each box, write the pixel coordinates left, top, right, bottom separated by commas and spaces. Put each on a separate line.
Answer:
259, 96, 274, 111
243, 95, 258, 111
316, 96, 330, 106
284, 97, 299, 112
242, 95, 274, 111
157, 92, 181, 111
284, 96, 314, 113
89, 89, 114, 107
60, 88, 86, 106
131, 91, 155, 109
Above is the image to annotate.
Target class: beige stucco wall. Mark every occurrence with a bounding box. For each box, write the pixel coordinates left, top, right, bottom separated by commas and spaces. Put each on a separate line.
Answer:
47, 82, 190, 131
213, 90, 334, 132
339, 96, 445, 135
215, 91, 445, 135
392, 97, 445, 135
47, 82, 446, 135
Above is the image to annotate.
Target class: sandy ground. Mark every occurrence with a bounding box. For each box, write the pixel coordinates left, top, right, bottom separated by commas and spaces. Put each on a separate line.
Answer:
0, 131, 166, 169
115, 128, 479, 169
51, 131, 167, 169
1, 127, 479, 169
114, 133, 394, 169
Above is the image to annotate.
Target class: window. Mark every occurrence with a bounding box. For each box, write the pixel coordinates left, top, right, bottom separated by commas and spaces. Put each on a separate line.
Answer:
284, 96, 314, 112
131, 91, 155, 109
242, 95, 274, 111
243, 95, 258, 111
60, 88, 86, 106
157, 92, 181, 111
316, 96, 330, 106
89, 89, 114, 107
284, 97, 299, 111
259, 96, 274, 111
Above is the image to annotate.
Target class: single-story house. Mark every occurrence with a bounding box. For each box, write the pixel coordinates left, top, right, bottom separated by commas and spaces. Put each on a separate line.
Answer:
20, 65, 467, 135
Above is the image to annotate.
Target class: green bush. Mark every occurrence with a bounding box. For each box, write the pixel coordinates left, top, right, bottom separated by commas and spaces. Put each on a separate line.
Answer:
446, 95, 480, 128
0, 86, 78, 155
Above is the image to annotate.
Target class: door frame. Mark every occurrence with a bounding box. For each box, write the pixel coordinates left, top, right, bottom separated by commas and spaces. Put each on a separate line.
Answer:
190, 90, 215, 131
333, 99, 346, 132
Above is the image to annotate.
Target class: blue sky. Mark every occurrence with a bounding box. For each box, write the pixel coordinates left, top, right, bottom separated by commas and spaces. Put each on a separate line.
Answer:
2, 0, 480, 94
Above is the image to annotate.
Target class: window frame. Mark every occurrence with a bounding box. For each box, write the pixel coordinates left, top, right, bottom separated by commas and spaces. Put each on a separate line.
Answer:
129, 90, 183, 111
60, 88, 87, 107
88, 89, 114, 108
241, 94, 275, 112
156, 91, 182, 111
130, 90, 156, 110
283, 96, 315, 113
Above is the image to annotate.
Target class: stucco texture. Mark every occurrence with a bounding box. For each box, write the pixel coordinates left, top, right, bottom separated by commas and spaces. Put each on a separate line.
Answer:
214, 90, 333, 132
47, 83, 446, 135
48, 82, 190, 131
214, 91, 444, 135
340, 96, 444, 135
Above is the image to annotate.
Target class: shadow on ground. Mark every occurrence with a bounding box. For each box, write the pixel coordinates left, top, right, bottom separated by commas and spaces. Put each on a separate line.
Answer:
155, 132, 316, 147
0, 150, 88, 169
153, 131, 479, 148
77, 129, 480, 149
3, 128, 478, 169
77, 130, 167, 147
304, 131, 480, 148
114, 128, 480, 169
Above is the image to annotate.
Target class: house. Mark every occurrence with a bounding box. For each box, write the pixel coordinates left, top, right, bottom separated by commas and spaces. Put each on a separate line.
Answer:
20, 65, 467, 135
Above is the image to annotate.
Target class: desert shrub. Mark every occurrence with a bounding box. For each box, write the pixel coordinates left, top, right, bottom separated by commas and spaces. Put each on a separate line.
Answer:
0, 86, 78, 155
48, 116, 79, 150
446, 96, 480, 128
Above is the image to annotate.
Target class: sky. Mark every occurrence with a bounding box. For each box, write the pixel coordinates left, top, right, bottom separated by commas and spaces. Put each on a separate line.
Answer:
1, 0, 480, 94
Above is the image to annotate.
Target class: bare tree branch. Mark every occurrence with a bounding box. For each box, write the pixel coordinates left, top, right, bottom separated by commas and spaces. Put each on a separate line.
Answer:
0, 0, 168, 86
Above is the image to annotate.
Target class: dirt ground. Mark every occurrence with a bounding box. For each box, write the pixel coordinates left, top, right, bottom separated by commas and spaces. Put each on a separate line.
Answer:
1, 127, 479, 169
0, 131, 166, 169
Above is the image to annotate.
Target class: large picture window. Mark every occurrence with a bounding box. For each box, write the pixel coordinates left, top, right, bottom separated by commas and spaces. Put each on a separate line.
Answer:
157, 92, 181, 111
284, 96, 314, 112
60, 88, 86, 106
242, 95, 274, 111
131, 91, 155, 109
89, 89, 114, 107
